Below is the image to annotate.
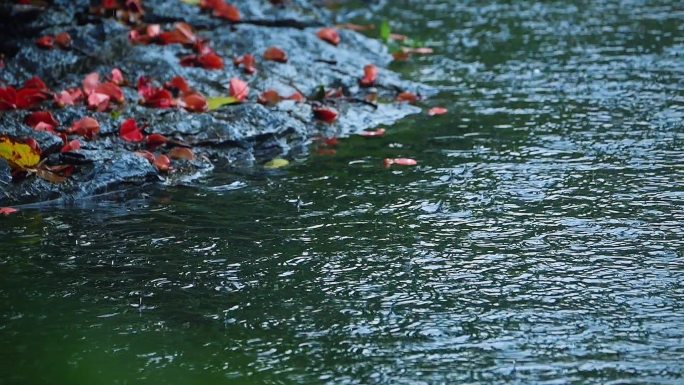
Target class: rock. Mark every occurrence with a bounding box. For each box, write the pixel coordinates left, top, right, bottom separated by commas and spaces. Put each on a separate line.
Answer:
0, 0, 431, 205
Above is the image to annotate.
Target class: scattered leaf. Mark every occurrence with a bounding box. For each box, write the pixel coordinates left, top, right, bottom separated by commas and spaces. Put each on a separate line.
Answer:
168, 146, 195, 160
36, 35, 54, 49
206, 96, 238, 110
233, 53, 257, 74
396, 91, 419, 103
0, 207, 18, 216
359, 128, 386, 137
110, 68, 125, 85
145, 133, 168, 149
427, 107, 447, 116
25, 111, 59, 131
257, 89, 281, 105
228, 78, 249, 102
264, 158, 289, 169
379, 20, 391, 42
134, 150, 155, 164
67, 117, 100, 140
263, 46, 287, 63
384, 158, 417, 167
55, 32, 72, 49
317, 28, 340, 46
60, 139, 81, 153
0, 136, 41, 170
119, 118, 144, 142
153, 154, 171, 172
313, 106, 338, 123
182, 92, 208, 112
359, 64, 378, 87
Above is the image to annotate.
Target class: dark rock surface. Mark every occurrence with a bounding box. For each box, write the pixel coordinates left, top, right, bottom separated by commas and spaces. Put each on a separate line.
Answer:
0, 0, 431, 205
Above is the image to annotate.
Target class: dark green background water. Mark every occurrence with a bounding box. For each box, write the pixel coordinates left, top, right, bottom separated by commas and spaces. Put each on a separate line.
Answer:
2, 0, 683, 384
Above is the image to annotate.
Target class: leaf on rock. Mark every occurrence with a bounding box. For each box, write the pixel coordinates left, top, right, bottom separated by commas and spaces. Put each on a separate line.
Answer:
153, 154, 171, 172
264, 158, 289, 169
263, 47, 287, 63
0, 136, 41, 171
359, 64, 378, 87
206, 96, 238, 110
228, 78, 249, 102
119, 118, 144, 142
25, 111, 59, 131
168, 147, 195, 160
67, 117, 100, 140
317, 28, 340, 46
313, 106, 338, 123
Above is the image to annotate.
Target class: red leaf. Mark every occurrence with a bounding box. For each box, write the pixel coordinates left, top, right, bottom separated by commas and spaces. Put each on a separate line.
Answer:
228, 78, 249, 102
359, 127, 386, 137
168, 147, 195, 160
87, 92, 110, 111
257, 89, 281, 105
263, 46, 287, 63
182, 92, 208, 112
317, 28, 340, 46
153, 154, 171, 173
197, 51, 224, 69
0, 207, 18, 216
34, 122, 57, 133
15, 88, 48, 109
110, 68, 125, 85
0, 87, 17, 110
60, 139, 81, 153
94, 82, 124, 103
165, 76, 190, 94
146, 24, 161, 38
212, 2, 240, 22
134, 150, 155, 164
36, 35, 54, 49
396, 91, 419, 104
384, 158, 417, 167
233, 54, 257, 74
82, 72, 100, 95
138, 78, 174, 108
286, 91, 305, 102
55, 32, 71, 49
359, 64, 378, 87
119, 118, 144, 142
68, 117, 100, 140
313, 106, 338, 123
54, 88, 82, 107
145, 133, 168, 149
25, 111, 59, 130
427, 107, 447, 116
23, 77, 48, 92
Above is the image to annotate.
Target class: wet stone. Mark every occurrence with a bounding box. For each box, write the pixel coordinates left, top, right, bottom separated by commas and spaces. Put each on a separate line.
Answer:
0, 0, 431, 205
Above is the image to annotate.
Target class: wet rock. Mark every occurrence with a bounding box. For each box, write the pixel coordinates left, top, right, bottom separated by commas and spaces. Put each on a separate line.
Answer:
0, 0, 431, 205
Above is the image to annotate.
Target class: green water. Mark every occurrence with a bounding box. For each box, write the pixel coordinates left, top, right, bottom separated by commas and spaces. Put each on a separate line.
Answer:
2, 1, 684, 384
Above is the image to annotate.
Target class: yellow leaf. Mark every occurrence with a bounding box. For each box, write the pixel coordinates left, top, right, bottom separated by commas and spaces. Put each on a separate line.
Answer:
0, 136, 40, 171
207, 96, 239, 111
264, 158, 290, 169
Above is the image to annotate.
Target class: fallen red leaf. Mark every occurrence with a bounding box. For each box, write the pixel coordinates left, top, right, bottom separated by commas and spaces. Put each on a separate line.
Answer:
263, 46, 287, 63
257, 89, 281, 105
182, 92, 208, 112
396, 91, 419, 103
94, 82, 124, 103
60, 139, 81, 153
23, 77, 48, 92
36, 35, 54, 49
233, 53, 257, 74
82, 72, 100, 95
313, 106, 338, 123
87, 92, 110, 111
229, 78, 249, 102
67, 117, 100, 140
359, 127, 386, 137
134, 150, 155, 164
25, 111, 59, 130
165, 76, 190, 95
286, 91, 306, 102
317, 28, 340, 46
54, 88, 83, 107
427, 107, 447, 116
138, 77, 175, 108
359, 64, 378, 87
204, 0, 240, 22
0, 207, 18, 216
110, 68, 125, 85
168, 147, 194, 160
145, 133, 168, 149
153, 154, 171, 172
119, 118, 144, 142
55, 32, 71, 49
384, 158, 417, 167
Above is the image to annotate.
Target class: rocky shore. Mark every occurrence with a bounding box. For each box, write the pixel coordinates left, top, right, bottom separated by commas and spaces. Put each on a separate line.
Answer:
0, 0, 430, 206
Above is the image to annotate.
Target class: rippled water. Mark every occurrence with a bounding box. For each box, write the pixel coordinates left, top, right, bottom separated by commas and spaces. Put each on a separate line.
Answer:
2, 1, 683, 384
